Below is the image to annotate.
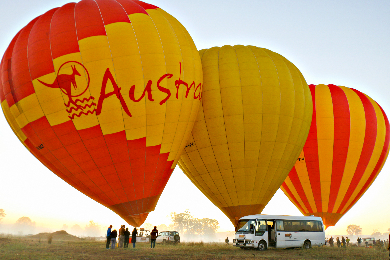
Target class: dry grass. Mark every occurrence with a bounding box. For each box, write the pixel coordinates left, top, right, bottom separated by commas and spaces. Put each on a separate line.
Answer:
0, 238, 388, 259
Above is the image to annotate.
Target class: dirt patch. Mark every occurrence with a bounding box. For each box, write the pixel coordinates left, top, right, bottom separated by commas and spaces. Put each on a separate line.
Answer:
0, 237, 11, 244
27, 230, 80, 241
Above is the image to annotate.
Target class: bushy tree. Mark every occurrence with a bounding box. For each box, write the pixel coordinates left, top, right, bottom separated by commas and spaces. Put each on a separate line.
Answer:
0, 209, 5, 222
142, 223, 154, 231
346, 225, 362, 236
14, 216, 36, 235
171, 210, 193, 234
61, 224, 68, 231
85, 220, 101, 237
171, 210, 219, 236
70, 224, 84, 237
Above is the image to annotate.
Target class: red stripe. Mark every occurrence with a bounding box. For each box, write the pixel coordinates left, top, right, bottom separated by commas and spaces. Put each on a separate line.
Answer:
336, 89, 378, 213
75, 0, 107, 41
28, 8, 57, 80
50, 3, 80, 59
281, 183, 307, 214
304, 84, 322, 212
287, 167, 313, 213
327, 85, 350, 212
342, 99, 390, 214
0, 31, 20, 103
114, 0, 148, 15
9, 17, 40, 106
95, 0, 131, 25
133, 0, 158, 10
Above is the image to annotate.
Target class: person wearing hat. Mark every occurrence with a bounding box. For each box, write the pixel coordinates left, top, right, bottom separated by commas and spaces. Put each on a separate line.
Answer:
119, 225, 125, 248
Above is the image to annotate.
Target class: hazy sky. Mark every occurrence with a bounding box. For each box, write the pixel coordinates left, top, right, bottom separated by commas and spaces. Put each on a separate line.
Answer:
1, 0, 390, 236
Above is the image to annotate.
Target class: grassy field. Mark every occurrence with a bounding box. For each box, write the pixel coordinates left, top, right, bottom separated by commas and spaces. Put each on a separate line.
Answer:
0, 237, 388, 259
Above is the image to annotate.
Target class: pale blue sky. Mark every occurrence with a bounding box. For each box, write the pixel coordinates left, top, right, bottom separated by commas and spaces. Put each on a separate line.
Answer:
0, 0, 389, 236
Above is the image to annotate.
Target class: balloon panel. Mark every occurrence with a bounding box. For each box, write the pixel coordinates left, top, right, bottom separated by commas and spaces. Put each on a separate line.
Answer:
0, 0, 202, 227
281, 84, 389, 227
179, 45, 313, 227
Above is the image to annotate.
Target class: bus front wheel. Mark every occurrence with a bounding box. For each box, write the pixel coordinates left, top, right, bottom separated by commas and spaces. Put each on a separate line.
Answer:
303, 240, 311, 249
258, 241, 267, 251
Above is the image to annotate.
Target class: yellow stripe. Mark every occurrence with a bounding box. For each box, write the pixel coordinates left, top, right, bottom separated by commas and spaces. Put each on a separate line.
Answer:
294, 150, 318, 212
332, 86, 365, 212
315, 84, 334, 212
340, 95, 386, 214
1, 100, 27, 143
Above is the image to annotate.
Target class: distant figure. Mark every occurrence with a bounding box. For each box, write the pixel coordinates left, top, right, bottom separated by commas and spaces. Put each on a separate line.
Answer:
357, 237, 362, 247
336, 237, 341, 248
346, 237, 350, 247
106, 225, 112, 249
124, 228, 130, 248
48, 234, 53, 244
132, 228, 138, 248
119, 225, 125, 248
150, 226, 159, 248
225, 237, 229, 245
341, 236, 346, 248
110, 229, 118, 249
329, 236, 334, 247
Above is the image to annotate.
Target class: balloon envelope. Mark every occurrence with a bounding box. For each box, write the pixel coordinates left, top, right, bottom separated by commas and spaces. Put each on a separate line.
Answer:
178, 45, 313, 227
281, 84, 390, 227
0, 0, 202, 227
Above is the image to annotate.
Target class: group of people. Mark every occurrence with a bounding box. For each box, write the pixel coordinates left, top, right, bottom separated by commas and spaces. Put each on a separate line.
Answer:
328, 236, 350, 247
106, 225, 159, 249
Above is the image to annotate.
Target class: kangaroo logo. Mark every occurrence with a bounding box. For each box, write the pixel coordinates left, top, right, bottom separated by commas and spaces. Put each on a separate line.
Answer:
38, 61, 95, 119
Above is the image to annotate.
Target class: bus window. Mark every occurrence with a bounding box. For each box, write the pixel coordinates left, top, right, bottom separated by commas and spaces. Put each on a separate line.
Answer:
283, 220, 323, 232
276, 220, 284, 231
237, 219, 256, 233
306, 220, 323, 232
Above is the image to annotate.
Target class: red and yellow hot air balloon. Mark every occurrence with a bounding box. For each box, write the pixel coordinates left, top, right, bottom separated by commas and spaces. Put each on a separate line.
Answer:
178, 45, 313, 228
281, 84, 389, 227
0, 0, 202, 227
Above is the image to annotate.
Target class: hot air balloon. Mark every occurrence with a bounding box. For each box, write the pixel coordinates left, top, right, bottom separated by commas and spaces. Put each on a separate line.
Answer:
0, 0, 202, 227
281, 84, 389, 227
178, 45, 313, 228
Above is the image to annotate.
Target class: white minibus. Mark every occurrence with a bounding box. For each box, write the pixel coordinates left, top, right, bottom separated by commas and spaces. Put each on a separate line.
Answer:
233, 214, 325, 250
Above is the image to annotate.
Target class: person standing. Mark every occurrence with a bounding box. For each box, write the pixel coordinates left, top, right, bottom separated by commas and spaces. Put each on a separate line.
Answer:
341, 236, 346, 248
329, 236, 334, 247
357, 237, 362, 247
106, 225, 112, 249
119, 225, 125, 248
150, 226, 158, 248
132, 227, 138, 248
110, 229, 118, 249
124, 228, 130, 248
336, 237, 341, 248
346, 237, 350, 247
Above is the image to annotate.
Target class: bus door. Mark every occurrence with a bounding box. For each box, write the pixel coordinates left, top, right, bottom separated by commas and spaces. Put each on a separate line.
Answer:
266, 220, 276, 247
275, 220, 286, 248
255, 219, 267, 239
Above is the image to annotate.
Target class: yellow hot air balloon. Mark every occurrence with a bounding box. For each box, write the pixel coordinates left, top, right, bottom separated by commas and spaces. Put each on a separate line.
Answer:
178, 45, 313, 228
0, 0, 202, 227
281, 84, 390, 228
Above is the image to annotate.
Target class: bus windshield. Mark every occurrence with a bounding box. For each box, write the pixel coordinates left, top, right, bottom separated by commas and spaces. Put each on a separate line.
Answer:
237, 219, 256, 232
